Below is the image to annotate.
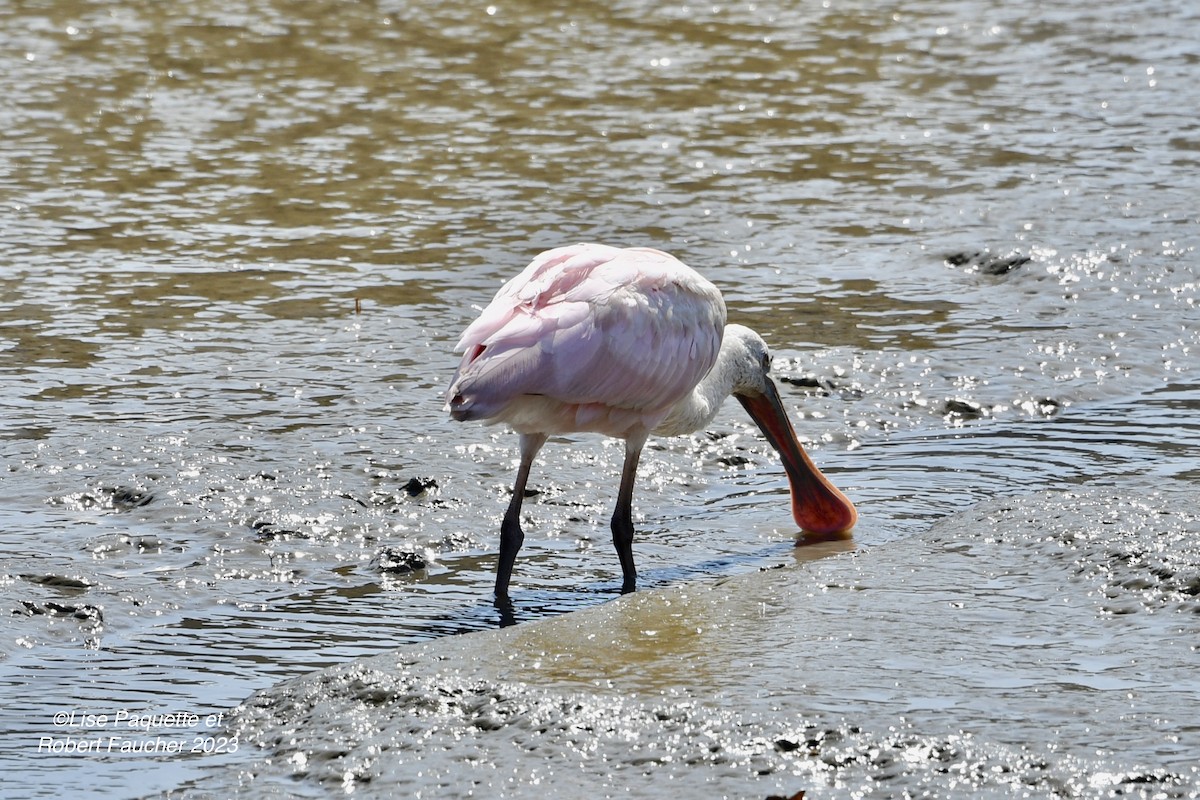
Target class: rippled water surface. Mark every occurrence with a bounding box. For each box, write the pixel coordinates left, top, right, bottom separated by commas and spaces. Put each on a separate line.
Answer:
2, 0, 1199, 797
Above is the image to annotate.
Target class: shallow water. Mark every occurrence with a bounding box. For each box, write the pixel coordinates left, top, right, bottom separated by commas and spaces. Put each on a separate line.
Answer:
2, 0, 1199, 797
184, 480, 1200, 799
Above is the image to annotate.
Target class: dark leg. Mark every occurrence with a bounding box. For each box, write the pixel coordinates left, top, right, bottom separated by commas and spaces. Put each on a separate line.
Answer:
611, 436, 646, 594
495, 432, 547, 602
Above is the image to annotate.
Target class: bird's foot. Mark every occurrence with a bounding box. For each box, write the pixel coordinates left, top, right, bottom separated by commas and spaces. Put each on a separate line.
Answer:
493, 592, 517, 627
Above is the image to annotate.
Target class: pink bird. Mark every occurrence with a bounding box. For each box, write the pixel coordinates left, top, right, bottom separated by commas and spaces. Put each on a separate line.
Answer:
446, 243, 856, 601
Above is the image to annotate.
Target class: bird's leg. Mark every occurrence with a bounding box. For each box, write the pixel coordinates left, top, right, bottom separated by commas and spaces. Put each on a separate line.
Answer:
496, 432, 547, 603
612, 434, 647, 594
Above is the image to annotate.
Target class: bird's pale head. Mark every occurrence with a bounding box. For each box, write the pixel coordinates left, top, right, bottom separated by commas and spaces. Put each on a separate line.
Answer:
723, 324, 776, 398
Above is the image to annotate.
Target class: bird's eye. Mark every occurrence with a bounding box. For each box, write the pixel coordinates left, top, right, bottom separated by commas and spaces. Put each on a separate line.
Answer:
762, 351, 772, 373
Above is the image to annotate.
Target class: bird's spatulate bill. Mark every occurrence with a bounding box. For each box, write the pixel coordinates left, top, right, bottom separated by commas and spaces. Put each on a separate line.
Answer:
737, 379, 857, 536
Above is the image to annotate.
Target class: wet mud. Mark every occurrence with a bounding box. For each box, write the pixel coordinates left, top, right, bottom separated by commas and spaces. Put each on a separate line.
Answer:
179, 485, 1200, 799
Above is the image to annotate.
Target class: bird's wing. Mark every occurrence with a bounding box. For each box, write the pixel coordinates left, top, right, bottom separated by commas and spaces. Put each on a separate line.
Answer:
447, 244, 725, 425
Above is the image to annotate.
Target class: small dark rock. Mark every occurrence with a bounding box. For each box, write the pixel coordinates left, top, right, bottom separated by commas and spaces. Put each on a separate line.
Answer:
52, 487, 153, 513
403, 477, 438, 497
106, 487, 153, 510
20, 573, 91, 590
944, 250, 1031, 275
781, 375, 834, 392
16, 600, 103, 623
251, 521, 307, 541
1034, 397, 1061, 416
44, 601, 103, 622
981, 254, 1031, 275
944, 398, 985, 418
372, 547, 428, 574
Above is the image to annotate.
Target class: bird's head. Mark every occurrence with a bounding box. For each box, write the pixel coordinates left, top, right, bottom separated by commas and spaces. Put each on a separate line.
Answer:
724, 323, 775, 397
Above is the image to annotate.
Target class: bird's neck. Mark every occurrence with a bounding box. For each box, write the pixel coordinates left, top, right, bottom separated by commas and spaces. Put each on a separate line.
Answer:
652, 339, 742, 437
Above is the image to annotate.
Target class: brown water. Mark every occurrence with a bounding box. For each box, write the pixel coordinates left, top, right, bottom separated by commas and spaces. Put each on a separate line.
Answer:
2, 0, 1199, 797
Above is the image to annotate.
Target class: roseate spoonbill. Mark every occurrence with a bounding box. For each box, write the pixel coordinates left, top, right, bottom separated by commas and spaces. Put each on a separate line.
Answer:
445, 243, 856, 601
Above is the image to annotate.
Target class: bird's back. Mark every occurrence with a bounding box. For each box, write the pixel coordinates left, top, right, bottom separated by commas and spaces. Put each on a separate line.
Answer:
446, 243, 726, 438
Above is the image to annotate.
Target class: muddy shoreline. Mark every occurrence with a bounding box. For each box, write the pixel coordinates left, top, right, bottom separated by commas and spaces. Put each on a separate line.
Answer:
171, 484, 1200, 799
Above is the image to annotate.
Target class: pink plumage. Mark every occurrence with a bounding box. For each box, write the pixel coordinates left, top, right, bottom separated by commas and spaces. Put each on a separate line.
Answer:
447, 243, 726, 438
